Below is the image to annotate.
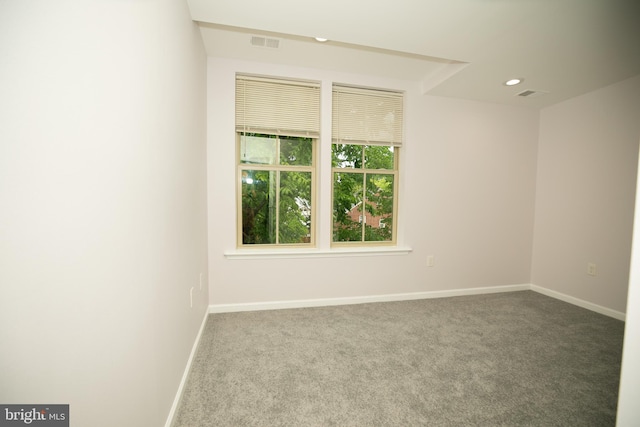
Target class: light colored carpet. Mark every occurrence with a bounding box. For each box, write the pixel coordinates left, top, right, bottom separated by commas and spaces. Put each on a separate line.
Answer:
173, 291, 624, 426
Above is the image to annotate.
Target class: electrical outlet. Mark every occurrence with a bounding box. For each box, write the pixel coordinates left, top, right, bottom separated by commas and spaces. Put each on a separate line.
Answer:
427, 255, 434, 267
587, 263, 597, 276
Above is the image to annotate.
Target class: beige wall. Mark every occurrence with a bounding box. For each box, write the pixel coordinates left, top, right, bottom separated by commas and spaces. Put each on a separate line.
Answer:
207, 57, 539, 306
531, 75, 640, 313
0, 1, 208, 426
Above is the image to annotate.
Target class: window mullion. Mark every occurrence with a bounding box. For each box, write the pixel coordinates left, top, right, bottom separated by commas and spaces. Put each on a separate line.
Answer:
275, 138, 281, 244
275, 170, 280, 244
361, 171, 366, 242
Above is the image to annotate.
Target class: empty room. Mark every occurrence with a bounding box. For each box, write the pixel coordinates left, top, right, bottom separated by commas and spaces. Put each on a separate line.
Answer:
2, 1, 640, 426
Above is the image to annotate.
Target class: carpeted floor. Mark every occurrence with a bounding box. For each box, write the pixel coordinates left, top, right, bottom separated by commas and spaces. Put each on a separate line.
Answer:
172, 291, 624, 426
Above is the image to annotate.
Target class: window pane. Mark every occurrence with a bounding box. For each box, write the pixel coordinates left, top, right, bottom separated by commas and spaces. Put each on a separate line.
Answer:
332, 144, 363, 168
364, 145, 395, 170
241, 170, 276, 244
240, 134, 276, 165
279, 171, 312, 243
333, 172, 364, 242
280, 136, 313, 166
365, 173, 394, 241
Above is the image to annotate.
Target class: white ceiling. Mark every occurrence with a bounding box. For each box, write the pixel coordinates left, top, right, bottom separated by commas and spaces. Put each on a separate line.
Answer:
187, 0, 640, 109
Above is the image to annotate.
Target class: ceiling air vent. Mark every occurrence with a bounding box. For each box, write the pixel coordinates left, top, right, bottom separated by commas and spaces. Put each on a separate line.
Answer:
516, 89, 548, 98
250, 35, 281, 49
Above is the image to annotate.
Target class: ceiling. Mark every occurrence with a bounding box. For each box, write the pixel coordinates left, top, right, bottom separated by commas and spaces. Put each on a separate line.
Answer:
187, 0, 640, 109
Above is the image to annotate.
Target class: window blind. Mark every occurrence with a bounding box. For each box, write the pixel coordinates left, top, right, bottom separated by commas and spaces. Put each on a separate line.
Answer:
332, 85, 404, 147
236, 75, 321, 138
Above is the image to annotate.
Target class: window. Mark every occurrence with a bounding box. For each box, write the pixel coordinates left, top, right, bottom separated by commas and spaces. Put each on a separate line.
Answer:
331, 85, 403, 245
236, 75, 319, 247
234, 75, 404, 250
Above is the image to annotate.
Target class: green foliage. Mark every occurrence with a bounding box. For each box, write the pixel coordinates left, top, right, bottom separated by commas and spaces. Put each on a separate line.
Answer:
240, 134, 313, 245
241, 170, 276, 244
365, 173, 393, 241
332, 172, 363, 242
240, 137, 396, 245
279, 171, 311, 244
364, 145, 394, 169
280, 136, 313, 166
332, 144, 363, 168
332, 144, 395, 243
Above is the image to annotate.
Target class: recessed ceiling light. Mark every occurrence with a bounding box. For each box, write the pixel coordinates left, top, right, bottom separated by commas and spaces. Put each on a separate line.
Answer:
504, 78, 523, 86
314, 37, 328, 42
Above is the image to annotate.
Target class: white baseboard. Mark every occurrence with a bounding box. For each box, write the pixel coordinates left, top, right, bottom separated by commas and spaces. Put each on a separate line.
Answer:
209, 284, 626, 321
208, 284, 531, 313
530, 284, 626, 321
164, 310, 209, 427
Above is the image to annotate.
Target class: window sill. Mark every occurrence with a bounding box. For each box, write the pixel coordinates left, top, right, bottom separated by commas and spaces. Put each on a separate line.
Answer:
223, 246, 413, 260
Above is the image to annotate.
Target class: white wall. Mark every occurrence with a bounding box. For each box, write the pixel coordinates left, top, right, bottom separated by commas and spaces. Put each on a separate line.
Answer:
531, 75, 640, 313
617, 142, 640, 425
0, 1, 208, 426
207, 57, 539, 306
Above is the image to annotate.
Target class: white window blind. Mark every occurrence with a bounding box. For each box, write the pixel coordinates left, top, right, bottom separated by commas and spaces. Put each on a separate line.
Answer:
332, 85, 404, 147
236, 75, 321, 138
